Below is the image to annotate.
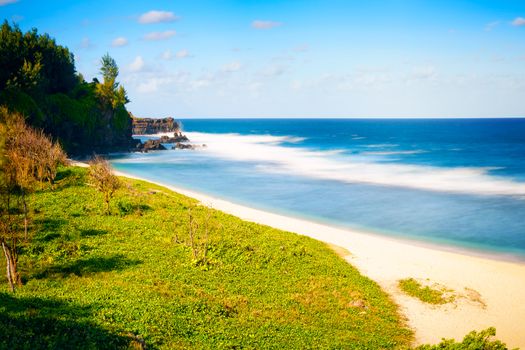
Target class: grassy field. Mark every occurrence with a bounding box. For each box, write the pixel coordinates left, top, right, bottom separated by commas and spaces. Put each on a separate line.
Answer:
1, 166, 413, 349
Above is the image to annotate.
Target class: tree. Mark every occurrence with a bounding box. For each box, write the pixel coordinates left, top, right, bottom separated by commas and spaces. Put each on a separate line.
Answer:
88, 156, 120, 215
0, 106, 67, 291
0, 21, 76, 96
1, 23, 135, 155
95, 54, 129, 110
100, 54, 118, 83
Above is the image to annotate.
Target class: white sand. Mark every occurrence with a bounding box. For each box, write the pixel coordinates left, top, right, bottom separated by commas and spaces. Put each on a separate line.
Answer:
78, 161, 525, 347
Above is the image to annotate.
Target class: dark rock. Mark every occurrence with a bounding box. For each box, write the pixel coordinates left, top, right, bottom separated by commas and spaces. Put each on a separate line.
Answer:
158, 133, 190, 144
133, 130, 196, 152
172, 142, 195, 150
136, 139, 167, 152
132, 117, 180, 135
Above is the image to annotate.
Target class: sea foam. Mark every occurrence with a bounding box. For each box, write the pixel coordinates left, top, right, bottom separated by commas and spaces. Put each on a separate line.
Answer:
184, 131, 525, 197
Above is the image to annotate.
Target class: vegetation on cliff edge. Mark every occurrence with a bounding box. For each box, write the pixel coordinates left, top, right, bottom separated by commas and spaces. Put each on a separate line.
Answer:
0, 21, 134, 154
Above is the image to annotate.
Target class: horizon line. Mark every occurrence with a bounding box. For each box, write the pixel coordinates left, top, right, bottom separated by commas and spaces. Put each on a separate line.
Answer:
136, 115, 525, 120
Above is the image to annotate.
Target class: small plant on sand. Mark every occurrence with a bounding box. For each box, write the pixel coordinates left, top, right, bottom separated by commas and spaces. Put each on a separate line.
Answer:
416, 327, 511, 350
187, 204, 213, 267
88, 155, 120, 215
398, 278, 453, 305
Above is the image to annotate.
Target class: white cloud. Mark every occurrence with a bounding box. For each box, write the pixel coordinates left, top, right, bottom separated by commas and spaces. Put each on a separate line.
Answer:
222, 61, 242, 72
176, 49, 190, 58
79, 37, 92, 49
248, 81, 262, 92
139, 10, 179, 24
123, 70, 191, 94
252, 20, 282, 30
410, 65, 437, 81
0, 0, 18, 6
161, 49, 173, 60
485, 21, 500, 31
128, 56, 145, 72
261, 64, 287, 77
112, 37, 128, 47
144, 30, 176, 41
290, 80, 303, 90
512, 17, 525, 26
191, 78, 213, 89
137, 79, 159, 93
293, 44, 309, 52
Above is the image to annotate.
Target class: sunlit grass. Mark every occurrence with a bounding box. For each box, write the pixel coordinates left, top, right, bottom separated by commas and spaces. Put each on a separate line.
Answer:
1, 166, 412, 349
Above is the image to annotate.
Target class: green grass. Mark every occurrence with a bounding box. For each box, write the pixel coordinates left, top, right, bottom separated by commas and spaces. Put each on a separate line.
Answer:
398, 278, 453, 305
1, 166, 413, 349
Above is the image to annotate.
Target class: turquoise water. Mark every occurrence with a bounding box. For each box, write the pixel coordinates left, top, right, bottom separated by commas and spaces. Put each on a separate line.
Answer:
111, 118, 525, 260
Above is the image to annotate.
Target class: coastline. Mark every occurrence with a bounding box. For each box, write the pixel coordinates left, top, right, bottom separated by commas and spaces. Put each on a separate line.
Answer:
74, 162, 525, 347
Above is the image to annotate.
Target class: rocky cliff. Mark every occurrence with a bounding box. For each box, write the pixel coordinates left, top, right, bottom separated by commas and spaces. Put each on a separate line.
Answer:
132, 117, 180, 135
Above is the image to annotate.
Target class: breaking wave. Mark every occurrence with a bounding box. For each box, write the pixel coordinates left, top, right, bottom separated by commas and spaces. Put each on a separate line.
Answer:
183, 131, 525, 197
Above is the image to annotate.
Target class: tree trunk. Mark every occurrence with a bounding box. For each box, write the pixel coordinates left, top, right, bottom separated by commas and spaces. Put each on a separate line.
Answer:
2, 241, 15, 292
23, 195, 28, 241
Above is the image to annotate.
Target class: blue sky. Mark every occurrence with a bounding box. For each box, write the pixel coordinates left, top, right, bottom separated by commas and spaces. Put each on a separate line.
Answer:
1, 0, 525, 117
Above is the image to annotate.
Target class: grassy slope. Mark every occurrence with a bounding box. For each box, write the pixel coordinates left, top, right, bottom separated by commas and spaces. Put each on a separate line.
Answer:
1, 166, 412, 349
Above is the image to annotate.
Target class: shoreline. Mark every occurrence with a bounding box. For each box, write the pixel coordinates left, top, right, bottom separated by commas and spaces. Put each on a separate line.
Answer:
74, 162, 525, 347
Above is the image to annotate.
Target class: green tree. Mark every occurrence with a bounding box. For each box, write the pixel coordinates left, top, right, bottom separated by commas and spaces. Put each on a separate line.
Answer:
0, 21, 134, 155
0, 21, 76, 96
95, 53, 129, 110
100, 53, 118, 82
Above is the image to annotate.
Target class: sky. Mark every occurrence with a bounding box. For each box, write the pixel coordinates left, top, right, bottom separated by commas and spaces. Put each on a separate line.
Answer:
1, 0, 525, 118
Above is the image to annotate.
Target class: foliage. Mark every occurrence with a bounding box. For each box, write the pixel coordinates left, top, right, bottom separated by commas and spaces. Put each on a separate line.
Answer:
0, 88, 45, 126
0, 21, 76, 96
0, 21, 133, 155
88, 156, 121, 215
96, 53, 129, 110
100, 54, 119, 83
398, 278, 453, 305
0, 166, 413, 348
416, 327, 512, 350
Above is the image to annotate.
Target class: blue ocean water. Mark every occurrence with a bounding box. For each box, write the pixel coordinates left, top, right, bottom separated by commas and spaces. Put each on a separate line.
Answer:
111, 119, 525, 260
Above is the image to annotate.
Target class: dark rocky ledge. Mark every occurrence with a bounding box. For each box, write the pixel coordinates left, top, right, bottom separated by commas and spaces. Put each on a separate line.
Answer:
134, 132, 203, 153
132, 117, 180, 135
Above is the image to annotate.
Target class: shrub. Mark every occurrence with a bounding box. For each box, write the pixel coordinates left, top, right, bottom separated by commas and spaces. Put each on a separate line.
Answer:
88, 156, 120, 215
416, 327, 511, 350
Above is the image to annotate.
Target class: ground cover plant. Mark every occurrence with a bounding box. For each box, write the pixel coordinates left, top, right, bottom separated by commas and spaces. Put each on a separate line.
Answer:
398, 278, 454, 305
0, 166, 413, 349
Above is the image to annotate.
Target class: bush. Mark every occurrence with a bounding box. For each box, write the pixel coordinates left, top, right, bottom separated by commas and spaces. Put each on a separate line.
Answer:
416, 327, 511, 350
88, 156, 120, 215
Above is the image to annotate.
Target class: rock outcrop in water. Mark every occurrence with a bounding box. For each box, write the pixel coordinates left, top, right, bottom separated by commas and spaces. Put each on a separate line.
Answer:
135, 132, 199, 152
132, 117, 180, 135
131, 116, 204, 152
137, 139, 167, 152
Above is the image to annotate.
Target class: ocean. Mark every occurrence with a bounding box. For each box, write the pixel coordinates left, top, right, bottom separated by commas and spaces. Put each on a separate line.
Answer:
110, 118, 525, 260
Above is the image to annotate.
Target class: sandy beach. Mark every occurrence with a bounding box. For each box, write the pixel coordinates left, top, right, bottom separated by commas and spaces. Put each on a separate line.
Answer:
105, 163, 525, 347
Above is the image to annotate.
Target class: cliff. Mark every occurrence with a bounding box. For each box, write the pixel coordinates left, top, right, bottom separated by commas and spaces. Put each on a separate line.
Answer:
132, 117, 180, 135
